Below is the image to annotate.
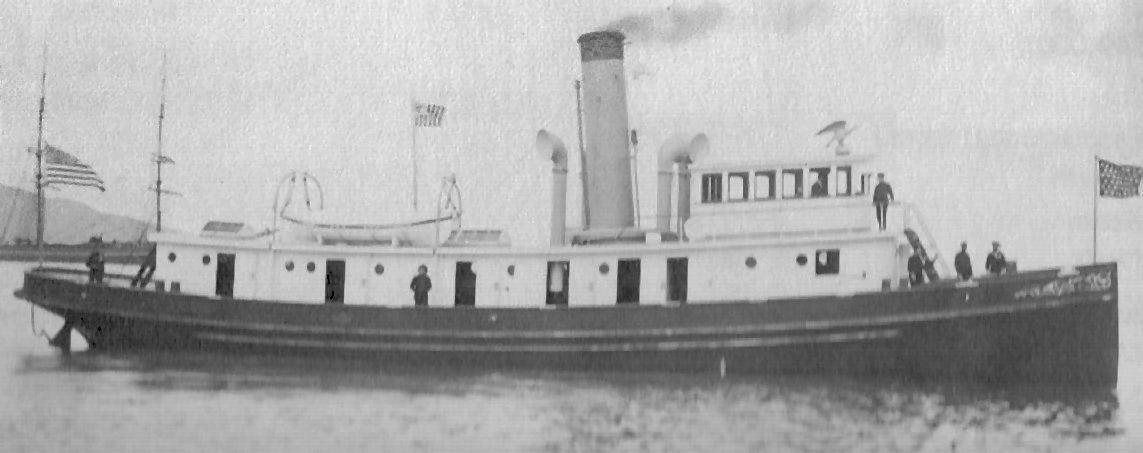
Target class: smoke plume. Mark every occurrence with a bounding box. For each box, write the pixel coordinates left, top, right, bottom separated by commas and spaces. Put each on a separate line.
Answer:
599, 2, 726, 45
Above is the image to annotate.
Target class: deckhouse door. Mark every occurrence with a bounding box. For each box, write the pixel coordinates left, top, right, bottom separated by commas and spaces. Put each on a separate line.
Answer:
455, 262, 476, 306
325, 260, 345, 304
546, 261, 569, 306
215, 253, 235, 298
617, 259, 640, 304
667, 257, 688, 303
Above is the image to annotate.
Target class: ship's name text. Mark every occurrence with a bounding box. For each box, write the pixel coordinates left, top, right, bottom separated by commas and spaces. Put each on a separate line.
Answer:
1014, 271, 1113, 299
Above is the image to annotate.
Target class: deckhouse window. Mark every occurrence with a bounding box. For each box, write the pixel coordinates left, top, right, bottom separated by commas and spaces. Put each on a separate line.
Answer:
815, 249, 840, 275
727, 172, 749, 201
809, 167, 830, 198
754, 171, 776, 200
836, 166, 852, 196
701, 173, 723, 203
781, 169, 803, 199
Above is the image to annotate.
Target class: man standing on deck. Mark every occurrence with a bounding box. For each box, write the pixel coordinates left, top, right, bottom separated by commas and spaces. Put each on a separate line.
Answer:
907, 248, 925, 286
954, 242, 973, 280
872, 173, 894, 230
410, 265, 432, 307
85, 248, 105, 284
985, 241, 1007, 276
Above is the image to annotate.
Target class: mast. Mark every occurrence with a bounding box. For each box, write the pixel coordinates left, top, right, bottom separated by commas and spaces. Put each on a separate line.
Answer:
154, 53, 168, 232
35, 43, 47, 262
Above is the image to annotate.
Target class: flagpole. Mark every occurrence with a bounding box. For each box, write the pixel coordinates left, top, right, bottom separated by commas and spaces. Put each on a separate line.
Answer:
35, 42, 47, 268
1093, 156, 1099, 263
411, 102, 418, 211
574, 80, 589, 229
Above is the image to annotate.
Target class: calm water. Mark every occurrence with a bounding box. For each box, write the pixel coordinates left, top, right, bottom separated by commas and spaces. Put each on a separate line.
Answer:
1, 260, 1140, 453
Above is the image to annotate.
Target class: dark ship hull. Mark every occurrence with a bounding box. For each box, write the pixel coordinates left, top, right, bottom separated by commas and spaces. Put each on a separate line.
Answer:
15, 263, 1118, 385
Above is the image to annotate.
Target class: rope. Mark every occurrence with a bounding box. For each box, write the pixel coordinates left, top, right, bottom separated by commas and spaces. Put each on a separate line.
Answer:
1, 149, 35, 244
29, 305, 53, 341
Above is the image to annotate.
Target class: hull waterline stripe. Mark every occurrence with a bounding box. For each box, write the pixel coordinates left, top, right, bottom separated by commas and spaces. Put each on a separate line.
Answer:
193, 329, 902, 353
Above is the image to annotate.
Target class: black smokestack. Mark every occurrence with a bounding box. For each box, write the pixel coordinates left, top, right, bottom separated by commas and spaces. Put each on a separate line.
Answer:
599, 2, 726, 44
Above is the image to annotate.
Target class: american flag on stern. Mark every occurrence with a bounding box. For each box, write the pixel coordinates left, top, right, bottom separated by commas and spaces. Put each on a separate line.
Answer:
41, 144, 105, 192
413, 102, 446, 127
1098, 157, 1142, 198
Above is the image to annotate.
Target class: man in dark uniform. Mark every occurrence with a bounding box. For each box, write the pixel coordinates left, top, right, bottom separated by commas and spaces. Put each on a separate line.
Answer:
907, 249, 925, 286
85, 248, 105, 284
810, 175, 827, 197
954, 241, 973, 280
872, 173, 894, 230
985, 241, 1007, 276
410, 265, 432, 307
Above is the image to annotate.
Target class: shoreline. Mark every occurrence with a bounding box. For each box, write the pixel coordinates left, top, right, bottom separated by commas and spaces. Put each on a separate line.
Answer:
0, 246, 148, 265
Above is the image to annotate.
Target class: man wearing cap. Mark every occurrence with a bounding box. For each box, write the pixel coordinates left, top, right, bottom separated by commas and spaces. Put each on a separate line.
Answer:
872, 173, 894, 230
954, 241, 973, 280
985, 242, 1007, 276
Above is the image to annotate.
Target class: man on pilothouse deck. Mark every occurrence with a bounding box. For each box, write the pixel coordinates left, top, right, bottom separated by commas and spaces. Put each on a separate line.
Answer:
872, 173, 894, 230
410, 265, 432, 307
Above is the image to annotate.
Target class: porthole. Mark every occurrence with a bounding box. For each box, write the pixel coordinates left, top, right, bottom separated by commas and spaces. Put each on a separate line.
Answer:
202, 255, 211, 265
796, 254, 808, 266
285, 261, 295, 271
507, 265, 516, 276
167, 252, 176, 262
374, 264, 385, 275
599, 263, 610, 275
745, 257, 757, 268
306, 262, 316, 272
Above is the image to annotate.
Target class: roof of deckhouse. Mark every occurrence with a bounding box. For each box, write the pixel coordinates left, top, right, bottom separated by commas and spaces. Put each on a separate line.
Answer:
693, 153, 876, 173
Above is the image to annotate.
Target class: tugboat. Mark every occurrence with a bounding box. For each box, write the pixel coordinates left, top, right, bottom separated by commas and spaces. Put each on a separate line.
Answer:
14, 32, 1118, 385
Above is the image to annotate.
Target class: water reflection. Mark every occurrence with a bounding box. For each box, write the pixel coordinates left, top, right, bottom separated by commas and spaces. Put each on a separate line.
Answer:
14, 348, 1122, 452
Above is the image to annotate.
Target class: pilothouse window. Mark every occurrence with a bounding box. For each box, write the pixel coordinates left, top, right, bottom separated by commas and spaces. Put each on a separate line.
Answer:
809, 167, 830, 198
754, 171, 775, 200
857, 172, 873, 195
701, 174, 723, 203
782, 169, 803, 199
727, 172, 749, 201
836, 166, 852, 196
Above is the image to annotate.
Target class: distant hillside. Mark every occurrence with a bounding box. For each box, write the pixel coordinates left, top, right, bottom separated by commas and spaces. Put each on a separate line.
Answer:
0, 184, 152, 245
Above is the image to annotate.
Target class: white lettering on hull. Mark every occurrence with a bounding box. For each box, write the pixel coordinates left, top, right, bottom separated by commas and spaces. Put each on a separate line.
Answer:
1014, 271, 1113, 300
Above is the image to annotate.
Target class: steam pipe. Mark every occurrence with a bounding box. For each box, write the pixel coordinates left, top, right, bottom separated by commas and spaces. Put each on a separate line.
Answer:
537, 130, 569, 246
656, 133, 709, 236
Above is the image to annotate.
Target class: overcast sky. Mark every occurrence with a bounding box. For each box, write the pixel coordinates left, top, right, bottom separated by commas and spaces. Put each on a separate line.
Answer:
2, 0, 1141, 265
